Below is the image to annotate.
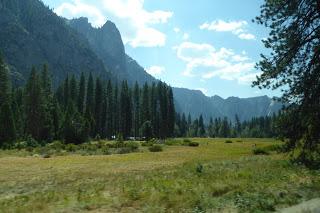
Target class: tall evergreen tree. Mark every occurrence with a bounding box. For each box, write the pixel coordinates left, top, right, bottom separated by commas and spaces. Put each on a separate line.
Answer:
77, 72, 86, 114
167, 87, 175, 137
94, 78, 103, 136
198, 115, 206, 137
105, 80, 113, 139
25, 67, 52, 141
133, 82, 140, 138
254, 0, 320, 168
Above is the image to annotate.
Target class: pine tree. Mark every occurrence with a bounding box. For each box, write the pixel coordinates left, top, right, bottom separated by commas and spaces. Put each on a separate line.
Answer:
105, 80, 113, 139
77, 72, 86, 114
94, 77, 103, 136
133, 82, 140, 138
85, 73, 95, 136
25, 67, 52, 141
167, 87, 175, 137
141, 83, 150, 125
69, 75, 78, 104
198, 115, 205, 137
120, 81, 132, 138
113, 83, 119, 135
63, 75, 69, 108
0, 101, 16, 147
0, 54, 10, 105
0, 56, 15, 146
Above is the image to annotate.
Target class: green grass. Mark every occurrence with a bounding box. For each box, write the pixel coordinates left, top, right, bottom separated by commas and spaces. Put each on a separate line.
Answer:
0, 138, 319, 212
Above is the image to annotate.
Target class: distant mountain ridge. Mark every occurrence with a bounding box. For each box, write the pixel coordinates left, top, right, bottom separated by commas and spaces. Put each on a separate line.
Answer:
173, 88, 282, 122
0, 0, 282, 122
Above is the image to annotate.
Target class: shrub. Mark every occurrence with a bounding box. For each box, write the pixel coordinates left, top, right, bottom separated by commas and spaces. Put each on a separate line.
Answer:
253, 148, 270, 155
101, 146, 110, 155
225, 140, 233, 143
48, 141, 65, 151
123, 142, 139, 151
189, 142, 199, 147
196, 163, 204, 173
165, 139, 181, 146
117, 147, 133, 154
65, 143, 77, 152
26, 136, 40, 148
183, 138, 192, 143
149, 144, 163, 152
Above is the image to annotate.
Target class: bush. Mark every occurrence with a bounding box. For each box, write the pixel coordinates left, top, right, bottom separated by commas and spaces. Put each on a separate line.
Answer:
26, 136, 40, 148
183, 138, 192, 143
149, 144, 163, 152
123, 142, 139, 151
48, 141, 65, 151
253, 148, 270, 155
225, 140, 233, 143
189, 142, 199, 147
65, 143, 77, 152
165, 139, 181, 146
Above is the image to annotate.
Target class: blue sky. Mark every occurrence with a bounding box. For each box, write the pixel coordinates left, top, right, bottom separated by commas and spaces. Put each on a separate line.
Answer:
42, 0, 278, 98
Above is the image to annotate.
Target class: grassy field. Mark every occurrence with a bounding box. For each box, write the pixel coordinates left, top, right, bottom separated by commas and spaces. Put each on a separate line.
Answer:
0, 138, 319, 212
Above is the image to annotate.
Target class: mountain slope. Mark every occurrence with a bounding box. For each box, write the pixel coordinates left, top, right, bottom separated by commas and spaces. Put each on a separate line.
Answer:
0, 0, 111, 85
69, 17, 156, 85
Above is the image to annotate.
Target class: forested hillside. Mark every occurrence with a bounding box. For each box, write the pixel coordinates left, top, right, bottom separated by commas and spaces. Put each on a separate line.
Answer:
0, 0, 111, 86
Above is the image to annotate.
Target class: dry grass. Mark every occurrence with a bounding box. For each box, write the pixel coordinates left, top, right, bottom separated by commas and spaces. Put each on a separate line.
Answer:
0, 138, 319, 212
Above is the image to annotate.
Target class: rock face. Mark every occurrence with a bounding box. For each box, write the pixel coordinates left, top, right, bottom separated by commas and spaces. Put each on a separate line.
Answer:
69, 17, 155, 85
0, 0, 111, 86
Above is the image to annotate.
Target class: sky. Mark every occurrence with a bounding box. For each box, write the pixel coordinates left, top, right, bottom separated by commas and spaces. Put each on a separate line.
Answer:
42, 0, 279, 98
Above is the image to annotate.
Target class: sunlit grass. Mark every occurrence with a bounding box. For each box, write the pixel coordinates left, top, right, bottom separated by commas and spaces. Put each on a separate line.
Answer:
0, 138, 319, 212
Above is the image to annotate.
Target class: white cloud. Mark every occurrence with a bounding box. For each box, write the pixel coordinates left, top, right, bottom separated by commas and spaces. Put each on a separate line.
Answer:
182, 33, 190, 40
199, 20, 255, 40
174, 27, 181, 33
196, 88, 209, 96
174, 41, 260, 84
55, 0, 173, 48
146, 66, 165, 76
55, 0, 106, 27
238, 33, 255, 40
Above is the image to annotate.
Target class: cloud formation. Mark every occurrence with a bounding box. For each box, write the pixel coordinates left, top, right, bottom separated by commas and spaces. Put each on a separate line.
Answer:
146, 66, 165, 76
199, 20, 255, 40
173, 42, 260, 84
55, 0, 173, 48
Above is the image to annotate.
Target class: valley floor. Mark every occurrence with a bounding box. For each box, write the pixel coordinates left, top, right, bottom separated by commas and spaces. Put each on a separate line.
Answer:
0, 138, 319, 212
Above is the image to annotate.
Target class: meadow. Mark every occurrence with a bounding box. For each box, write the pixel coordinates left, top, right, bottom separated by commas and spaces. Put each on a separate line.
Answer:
0, 138, 319, 212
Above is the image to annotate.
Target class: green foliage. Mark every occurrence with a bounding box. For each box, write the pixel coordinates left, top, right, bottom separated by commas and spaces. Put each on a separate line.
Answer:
225, 140, 233, 144
149, 144, 163, 152
253, 148, 270, 155
188, 142, 200, 147
254, 0, 320, 168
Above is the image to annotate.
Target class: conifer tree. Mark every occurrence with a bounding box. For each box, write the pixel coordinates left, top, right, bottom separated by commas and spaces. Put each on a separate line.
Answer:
133, 82, 140, 138
77, 72, 86, 114
69, 75, 78, 104
94, 78, 103, 136
198, 115, 205, 137
105, 80, 113, 139
167, 87, 175, 137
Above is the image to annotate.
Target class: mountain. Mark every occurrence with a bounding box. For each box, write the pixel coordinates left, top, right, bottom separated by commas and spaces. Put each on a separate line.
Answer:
174, 87, 282, 122
0, 0, 281, 122
69, 17, 156, 85
0, 0, 111, 85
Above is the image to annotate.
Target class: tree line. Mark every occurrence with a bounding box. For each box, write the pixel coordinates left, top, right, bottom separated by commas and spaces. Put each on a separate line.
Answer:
175, 113, 279, 138
0, 57, 175, 147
